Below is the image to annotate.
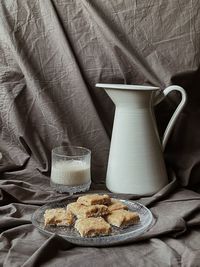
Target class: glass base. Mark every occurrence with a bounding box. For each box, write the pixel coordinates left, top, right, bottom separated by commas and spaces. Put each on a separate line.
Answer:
50, 180, 91, 194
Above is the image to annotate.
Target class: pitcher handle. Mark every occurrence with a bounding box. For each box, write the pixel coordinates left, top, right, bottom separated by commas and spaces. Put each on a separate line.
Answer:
154, 85, 187, 149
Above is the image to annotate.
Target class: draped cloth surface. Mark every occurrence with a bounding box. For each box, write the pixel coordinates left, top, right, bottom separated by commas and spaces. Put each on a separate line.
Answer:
0, 1, 200, 266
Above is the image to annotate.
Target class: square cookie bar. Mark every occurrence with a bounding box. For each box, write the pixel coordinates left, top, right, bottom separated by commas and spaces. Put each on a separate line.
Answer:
67, 202, 109, 218
75, 217, 111, 237
108, 198, 128, 212
106, 209, 140, 227
77, 194, 111, 206
44, 208, 74, 226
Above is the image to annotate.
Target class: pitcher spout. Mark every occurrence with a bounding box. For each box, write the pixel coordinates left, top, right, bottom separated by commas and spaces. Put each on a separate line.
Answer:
96, 83, 159, 108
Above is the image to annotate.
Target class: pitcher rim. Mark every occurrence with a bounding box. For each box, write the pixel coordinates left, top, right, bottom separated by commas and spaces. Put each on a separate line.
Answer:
96, 83, 159, 91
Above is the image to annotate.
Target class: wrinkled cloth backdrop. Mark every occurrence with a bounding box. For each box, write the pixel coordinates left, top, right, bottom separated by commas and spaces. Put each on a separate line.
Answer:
1, 0, 200, 266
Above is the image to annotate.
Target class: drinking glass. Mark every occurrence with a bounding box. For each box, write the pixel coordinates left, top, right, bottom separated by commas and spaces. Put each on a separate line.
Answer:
50, 146, 91, 195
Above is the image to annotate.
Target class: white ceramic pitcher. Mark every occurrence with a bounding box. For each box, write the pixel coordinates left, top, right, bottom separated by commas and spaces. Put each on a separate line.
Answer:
96, 83, 187, 195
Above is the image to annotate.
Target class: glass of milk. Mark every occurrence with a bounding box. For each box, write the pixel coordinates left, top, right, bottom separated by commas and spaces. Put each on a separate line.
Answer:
50, 146, 91, 194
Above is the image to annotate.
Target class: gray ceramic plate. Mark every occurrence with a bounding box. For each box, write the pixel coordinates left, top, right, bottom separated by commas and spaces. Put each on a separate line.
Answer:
32, 197, 154, 247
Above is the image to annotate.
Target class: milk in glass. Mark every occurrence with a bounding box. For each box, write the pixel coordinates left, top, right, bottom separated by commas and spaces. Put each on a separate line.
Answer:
51, 160, 90, 186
